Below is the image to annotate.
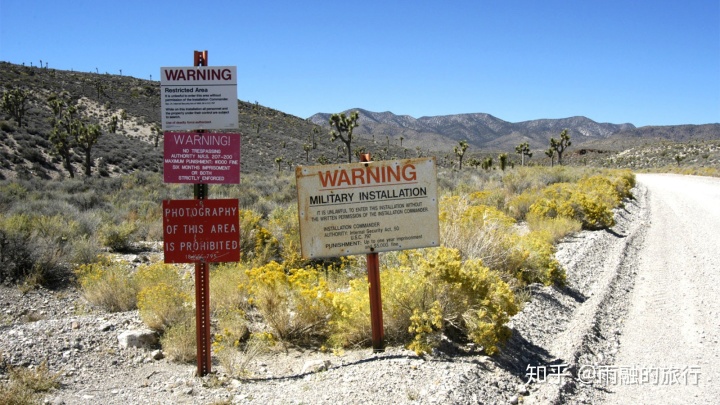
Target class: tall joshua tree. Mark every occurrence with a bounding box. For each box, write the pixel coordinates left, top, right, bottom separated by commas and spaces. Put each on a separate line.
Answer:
498, 153, 508, 171
550, 129, 571, 165
454, 140, 469, 170
545, 148, 555, 167
76, 123, 102, 176
48, 94, 78, 178
1, 88, 29, 127
515, 142, 532, 166
329, 111, 359, 163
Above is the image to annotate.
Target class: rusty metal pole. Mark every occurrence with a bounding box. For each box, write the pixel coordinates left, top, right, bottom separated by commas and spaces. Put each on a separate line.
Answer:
193, 50, 212, 376
360, 153, 385, 352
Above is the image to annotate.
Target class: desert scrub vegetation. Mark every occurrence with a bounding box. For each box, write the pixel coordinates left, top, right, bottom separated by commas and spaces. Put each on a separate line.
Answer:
3, 165, 634, 360
0, 360, 61, 404
0, 172, 186, 285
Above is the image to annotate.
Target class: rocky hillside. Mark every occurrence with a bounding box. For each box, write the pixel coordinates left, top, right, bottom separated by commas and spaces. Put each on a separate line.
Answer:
0, 62, 408, 180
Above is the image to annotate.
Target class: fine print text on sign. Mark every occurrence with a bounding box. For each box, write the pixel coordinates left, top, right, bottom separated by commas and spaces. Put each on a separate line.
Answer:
296, 157, 440, 258
163, 199, 240, 263
164, 132, 240, 184
160, 66, 239, 131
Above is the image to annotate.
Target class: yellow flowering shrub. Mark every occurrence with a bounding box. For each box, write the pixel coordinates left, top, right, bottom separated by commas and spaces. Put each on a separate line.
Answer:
327, 278, 371, 348
529, 178, 618, 230
238, 209, 262, 260
506, 188, 537, 220
467, 188, 507, 210
329, 247, 518, 355
440, 196, 517, 269
267, 205, 305, 268
135, 263, 192, 332
418, 247, 519, 354
75, 256, 137, 312
243, 261, 334, 342
511, 231, 566, 286
407, 301, 444, 355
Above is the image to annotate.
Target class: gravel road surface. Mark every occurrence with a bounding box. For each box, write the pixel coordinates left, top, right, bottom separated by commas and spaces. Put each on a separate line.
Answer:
602, 174, 720, 404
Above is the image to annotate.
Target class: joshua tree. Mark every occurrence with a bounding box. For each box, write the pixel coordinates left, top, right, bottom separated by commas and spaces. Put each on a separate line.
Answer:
550, 129, 572, 165
454, 140, 469, 170
545, 148, 555, 167
303, 142, 312, 162
329, 111, 359, 163
49, 126, 75, 178
311, 126, 319, 149
48, 94, 78, 178
1, 88, 29, 127
515, 142, 532, 166
498, 153, 508, 171
152, 125, 162, 147
274, 156, 284, 171
119, 109, 127, 129
75, 123, 102, 176
482, 157, 493, 170
109, 115, 118, 134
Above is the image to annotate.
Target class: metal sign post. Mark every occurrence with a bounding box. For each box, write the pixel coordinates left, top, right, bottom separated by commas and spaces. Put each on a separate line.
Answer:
360, 153, 385, 352
193, 50, 212, 376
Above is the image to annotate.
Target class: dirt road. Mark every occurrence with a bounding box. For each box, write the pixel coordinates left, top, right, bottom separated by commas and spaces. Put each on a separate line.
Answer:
603, 174, 720, 404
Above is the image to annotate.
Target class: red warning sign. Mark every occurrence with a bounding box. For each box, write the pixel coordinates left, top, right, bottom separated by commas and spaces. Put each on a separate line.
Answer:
163, 132, 240, 184
163, 199, 240, 263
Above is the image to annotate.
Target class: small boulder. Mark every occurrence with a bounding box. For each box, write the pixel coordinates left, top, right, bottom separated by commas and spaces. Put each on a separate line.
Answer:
117, 329, 158, 349
301, 359, 331, 374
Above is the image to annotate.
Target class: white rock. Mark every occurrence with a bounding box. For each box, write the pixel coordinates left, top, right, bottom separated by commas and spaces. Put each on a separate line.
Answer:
301, 359, 332, 374
117, 329, 158, 349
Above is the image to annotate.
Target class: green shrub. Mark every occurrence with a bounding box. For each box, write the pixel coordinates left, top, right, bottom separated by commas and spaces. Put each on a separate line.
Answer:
439, 196, 517, 269
526, 213, 582, 244
0, 214, 35, 282
210, 263, 251, 314
0, 213, 80, 284
0, 361, 61, 404
99, 220, 138, 252
161, 317, 196, 363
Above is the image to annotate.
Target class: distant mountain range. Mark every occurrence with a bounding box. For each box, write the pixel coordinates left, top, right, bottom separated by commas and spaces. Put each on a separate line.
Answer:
309, 109, 719, 151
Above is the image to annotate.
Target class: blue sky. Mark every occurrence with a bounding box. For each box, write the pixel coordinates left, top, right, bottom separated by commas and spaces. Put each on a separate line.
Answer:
1, 0, 718, 127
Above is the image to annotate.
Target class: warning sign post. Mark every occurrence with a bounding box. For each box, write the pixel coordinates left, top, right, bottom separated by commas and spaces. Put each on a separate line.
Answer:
296, 157, 440, 259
